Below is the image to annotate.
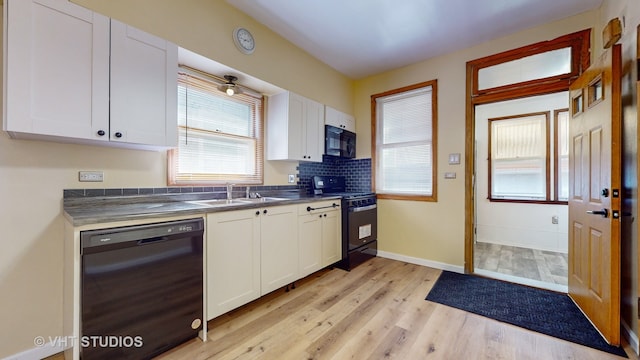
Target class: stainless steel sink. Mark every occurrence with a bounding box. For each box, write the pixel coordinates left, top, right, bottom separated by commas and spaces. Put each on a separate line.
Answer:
235, 197, 287, 203
188, 197, 287, 207
187, 199, 247, 207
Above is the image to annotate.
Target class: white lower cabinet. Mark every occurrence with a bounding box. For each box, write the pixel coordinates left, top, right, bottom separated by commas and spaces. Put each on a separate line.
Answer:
206, 209, 261, 320
260, 205, 299, 294
321, 206, 342, 266
298, 211, 323, 277
206, 204, 298, 320
207, 201, 340, 319
298, 201, 342, 278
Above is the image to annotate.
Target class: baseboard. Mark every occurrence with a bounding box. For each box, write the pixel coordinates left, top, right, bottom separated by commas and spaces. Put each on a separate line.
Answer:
474, 268, 568, 293
475, 239, 567, 254
377, 251, 464, 273
621, 318, 639, 355
1, 342, 67, 360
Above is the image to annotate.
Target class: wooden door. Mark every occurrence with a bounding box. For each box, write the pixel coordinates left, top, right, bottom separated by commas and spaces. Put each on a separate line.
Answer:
568, 44, 622, 345
637, 24, 640, 345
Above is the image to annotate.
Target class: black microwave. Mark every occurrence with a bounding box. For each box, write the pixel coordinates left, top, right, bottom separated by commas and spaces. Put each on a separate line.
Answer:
325, 125, 356, 159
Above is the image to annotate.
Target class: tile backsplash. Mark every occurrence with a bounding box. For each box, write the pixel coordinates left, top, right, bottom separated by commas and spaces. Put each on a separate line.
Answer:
298, 156, 372, 193
63, 185, 299, 199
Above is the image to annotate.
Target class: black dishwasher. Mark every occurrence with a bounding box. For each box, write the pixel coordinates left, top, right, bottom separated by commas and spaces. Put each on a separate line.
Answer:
80, 218, 204, 360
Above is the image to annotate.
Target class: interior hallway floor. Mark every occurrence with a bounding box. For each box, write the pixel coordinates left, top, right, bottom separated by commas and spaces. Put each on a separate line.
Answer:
474, 242, 568, 292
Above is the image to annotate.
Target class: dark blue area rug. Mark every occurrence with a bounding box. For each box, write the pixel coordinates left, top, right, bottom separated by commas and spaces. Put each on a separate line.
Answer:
425, 271, 627, 358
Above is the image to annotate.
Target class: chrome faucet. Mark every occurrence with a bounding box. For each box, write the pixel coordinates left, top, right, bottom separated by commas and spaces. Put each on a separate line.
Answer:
226, 183, 235, 200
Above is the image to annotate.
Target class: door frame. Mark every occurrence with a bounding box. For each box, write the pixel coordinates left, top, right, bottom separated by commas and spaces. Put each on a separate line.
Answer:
464, 30, 591, 273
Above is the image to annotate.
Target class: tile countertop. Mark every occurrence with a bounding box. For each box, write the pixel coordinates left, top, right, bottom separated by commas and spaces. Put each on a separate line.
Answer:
63, 192, 342, 227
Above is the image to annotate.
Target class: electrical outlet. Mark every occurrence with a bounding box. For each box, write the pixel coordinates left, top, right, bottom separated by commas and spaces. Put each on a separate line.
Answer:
79, 171, 104, 182
288, 174, 296, 183
552, 215, 559, 224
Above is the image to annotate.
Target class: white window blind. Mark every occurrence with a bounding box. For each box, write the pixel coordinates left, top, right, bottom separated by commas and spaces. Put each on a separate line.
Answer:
168, 71, 263, 185
490, 114, 547, 200
556, 110, 569, 201
375, 85, 435, 197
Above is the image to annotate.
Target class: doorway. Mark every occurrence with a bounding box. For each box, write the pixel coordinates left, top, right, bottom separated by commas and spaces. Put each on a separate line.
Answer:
473, 92, 569, 292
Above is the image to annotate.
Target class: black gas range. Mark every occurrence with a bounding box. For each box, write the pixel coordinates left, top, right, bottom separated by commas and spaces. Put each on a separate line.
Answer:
311, 176, 377, 270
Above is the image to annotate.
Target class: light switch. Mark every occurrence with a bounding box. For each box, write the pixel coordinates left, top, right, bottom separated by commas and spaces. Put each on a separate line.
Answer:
448, 153, 461, 165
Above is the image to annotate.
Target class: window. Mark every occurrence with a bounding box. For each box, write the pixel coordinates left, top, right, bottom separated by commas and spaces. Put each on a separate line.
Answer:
488, 109, 568, 203
489, 113, 549, 200
555, 109, 569, 201
467, 29, 590, 102
372, 80, 437, 201
168, 69, 263, 185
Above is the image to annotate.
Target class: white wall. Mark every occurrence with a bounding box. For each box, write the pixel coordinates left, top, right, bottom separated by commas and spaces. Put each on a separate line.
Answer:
475, 93, 569, 253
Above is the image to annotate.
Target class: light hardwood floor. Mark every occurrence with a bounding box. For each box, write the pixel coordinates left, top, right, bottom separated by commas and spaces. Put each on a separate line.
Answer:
153, 257, 633, 360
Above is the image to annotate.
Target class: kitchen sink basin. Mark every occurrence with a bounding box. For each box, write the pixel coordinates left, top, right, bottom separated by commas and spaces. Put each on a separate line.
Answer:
187, 199, 247, 207
235, 197, 287, 203
188, 197, 287, 207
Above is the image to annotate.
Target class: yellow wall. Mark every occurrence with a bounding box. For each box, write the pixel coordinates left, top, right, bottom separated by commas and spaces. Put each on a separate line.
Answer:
0, 0, 352, 356
354, 11, 599, 267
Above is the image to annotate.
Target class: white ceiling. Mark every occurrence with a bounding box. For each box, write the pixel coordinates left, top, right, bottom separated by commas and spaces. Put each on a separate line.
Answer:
228, 0, 603, 79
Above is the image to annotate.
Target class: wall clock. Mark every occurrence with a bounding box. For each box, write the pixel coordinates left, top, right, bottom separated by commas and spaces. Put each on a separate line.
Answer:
233, 27, 255, 54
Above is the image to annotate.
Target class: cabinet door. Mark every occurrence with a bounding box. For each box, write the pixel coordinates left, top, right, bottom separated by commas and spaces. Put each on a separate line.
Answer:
298, 213, 322, 278
266, 91, 323, 162
321, 209, 342, 266
4, 0, 110, 140
110, 19, 178, 147
260, 205, 298, 295
288, 92, 306, 161
206, 209, 261, 320
325, 106, 355, 133
303, 98, 325, 162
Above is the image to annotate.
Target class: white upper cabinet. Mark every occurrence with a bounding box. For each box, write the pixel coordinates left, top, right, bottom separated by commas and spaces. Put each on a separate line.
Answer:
4, 0, 110, 141
110, 20, 177, 147
267, 91, 324, 162
325, 106, 355, 133
3, 0, 178, 149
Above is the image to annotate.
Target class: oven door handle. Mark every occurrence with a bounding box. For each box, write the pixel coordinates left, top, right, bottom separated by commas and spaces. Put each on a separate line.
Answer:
349, 204, 377, 212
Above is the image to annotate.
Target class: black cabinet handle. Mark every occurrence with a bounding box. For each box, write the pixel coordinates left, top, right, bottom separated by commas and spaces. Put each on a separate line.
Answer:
307, 203, 340, 211
263, 209, 268, 214
97, 130, 105, 136
114, 132, 123, 138
255, 211, 260, 216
